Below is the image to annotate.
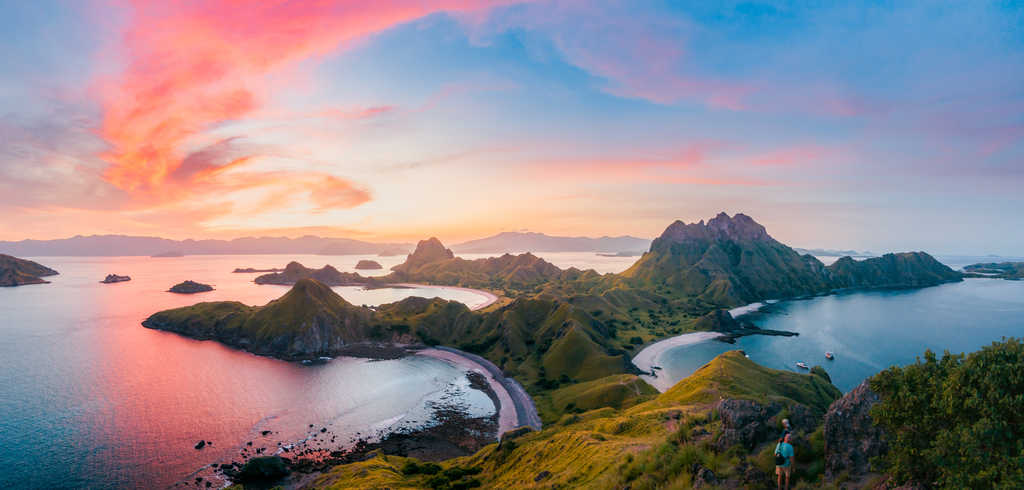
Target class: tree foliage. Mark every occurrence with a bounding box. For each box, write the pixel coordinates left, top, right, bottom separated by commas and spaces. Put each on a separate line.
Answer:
869, 338, 1024, 488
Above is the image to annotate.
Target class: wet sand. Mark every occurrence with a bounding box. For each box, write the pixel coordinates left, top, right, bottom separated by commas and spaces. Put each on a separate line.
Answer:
632, 331, 724, 392
416, 346, 541, 436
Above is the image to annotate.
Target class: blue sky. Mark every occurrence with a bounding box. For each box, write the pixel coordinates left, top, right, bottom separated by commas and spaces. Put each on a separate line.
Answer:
0, 1, 1022, 254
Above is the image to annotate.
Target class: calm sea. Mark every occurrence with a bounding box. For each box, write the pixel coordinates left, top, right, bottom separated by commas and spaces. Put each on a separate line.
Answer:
656, 256, 1024, 392
0, 254, 498, 489
3, 252, 1020, 487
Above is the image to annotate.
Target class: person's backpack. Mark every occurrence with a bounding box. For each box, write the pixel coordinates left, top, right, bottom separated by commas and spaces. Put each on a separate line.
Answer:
774, 442, 787, 466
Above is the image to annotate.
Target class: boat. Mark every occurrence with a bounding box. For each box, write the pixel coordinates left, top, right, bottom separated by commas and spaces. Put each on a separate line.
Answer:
795, 362, 809, 369
825, 351, 835, 360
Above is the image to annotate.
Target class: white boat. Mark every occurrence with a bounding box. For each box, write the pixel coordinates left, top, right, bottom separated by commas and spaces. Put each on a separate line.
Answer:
795, 362, 809, 369
825, 351, 835, 360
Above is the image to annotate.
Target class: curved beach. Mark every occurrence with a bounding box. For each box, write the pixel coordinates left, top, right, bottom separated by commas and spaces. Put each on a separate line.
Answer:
416, 346, 541, 436
394, 283, 499, 311
632, 331, 724, 392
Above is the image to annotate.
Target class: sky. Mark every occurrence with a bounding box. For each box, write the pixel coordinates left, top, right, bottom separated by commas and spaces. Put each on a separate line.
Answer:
1, 0, 1022, 255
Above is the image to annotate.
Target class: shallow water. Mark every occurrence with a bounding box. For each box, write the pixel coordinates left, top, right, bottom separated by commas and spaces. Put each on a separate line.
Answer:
655, 277, 1024, 392
0, 254, 501, 489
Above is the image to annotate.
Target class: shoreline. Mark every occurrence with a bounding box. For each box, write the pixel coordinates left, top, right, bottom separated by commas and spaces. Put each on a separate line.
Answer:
632, 331, 724, 392
415, 346, 541, 436
727, 300, 778, 319
392, 283, 499, 311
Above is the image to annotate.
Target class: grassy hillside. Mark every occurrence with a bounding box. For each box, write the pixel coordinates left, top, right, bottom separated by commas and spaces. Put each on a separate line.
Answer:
309, 350, 842, 489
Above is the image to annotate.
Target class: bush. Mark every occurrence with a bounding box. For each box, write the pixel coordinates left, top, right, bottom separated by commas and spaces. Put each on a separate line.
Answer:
234, 456, 289, 482
869, 338, 1024, 488
629, 336, 644, 345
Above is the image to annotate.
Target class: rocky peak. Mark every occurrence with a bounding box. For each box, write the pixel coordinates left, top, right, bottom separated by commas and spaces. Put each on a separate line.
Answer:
403, 237, 454, 266
655, 212, 771, 246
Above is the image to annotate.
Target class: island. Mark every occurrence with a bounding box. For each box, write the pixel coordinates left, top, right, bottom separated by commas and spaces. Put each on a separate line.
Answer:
354, 259, 383, 270
151, 251, 185, 257
232, 267, 284, 273
141, 212, 973, 488
254, 262, 366, 286
168, 280, 214, 294
0, 254, 58, 287
99, 274, 131, 284
963, 261, 1024, 280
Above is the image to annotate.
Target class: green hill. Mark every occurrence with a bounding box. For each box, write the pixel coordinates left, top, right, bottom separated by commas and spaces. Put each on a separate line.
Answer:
620, 213, 832, 306
620, 213, 960, 307
143, 279, 373, 359
827, 252, 961, 289
308, 350, 842, 489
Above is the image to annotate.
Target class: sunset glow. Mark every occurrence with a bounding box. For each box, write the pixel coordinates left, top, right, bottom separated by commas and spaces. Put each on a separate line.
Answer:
2, 1, 1022, 253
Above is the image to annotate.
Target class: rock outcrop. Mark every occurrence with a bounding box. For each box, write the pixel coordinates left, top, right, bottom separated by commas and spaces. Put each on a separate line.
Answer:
100, 274, 131, 283
169, 280, 214, 294
714, 397, 821, 452
823, 380, 887, 480
354, 259, 383, 270
0, 254, 58, 287
254, 262, 365, 286
389, 238, 455, 274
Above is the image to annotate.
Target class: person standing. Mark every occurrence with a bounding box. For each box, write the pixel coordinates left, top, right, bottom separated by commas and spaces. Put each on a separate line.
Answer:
775, 433, 795, 490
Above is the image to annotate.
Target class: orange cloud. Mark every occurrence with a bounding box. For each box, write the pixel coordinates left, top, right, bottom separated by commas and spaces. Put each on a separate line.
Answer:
96, 0, 515, 192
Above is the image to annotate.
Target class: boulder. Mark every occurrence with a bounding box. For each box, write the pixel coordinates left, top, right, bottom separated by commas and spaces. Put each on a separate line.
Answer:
823, 380, 887, 479
715, 399, 781, 450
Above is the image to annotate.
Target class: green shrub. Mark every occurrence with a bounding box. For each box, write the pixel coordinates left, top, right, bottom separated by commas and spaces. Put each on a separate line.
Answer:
869, 338, 1024, 488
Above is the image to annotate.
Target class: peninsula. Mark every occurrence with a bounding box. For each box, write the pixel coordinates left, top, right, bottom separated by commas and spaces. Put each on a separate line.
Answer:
0, 254, 58, 287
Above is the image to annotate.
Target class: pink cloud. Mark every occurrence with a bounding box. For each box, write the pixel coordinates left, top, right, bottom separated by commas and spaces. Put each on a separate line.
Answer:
95, 0, 517, 192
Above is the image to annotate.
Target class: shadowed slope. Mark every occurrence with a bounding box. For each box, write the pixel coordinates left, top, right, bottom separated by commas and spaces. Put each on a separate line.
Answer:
0, 254, 59, 287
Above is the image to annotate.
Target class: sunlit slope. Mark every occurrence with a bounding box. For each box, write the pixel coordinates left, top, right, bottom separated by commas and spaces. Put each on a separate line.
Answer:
311, 350, 841, 489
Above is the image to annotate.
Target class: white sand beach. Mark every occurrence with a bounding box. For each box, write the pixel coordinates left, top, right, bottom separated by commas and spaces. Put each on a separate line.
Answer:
727, 299, 777, 318
395, 283, 499, 310
416, 347, 539, 437
632, 331, 724, 392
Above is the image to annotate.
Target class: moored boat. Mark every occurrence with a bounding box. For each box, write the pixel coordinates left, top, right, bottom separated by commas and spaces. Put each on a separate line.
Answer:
795, 361, 809, 369
825, 351, 835, 360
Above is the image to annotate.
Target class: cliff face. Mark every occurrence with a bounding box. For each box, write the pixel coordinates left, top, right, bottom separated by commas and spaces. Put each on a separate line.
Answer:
0, 254, 59, 287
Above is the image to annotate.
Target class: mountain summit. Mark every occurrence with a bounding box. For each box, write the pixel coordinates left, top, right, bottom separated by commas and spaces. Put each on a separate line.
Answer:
623, 213, 830, 305
656, 212, 771, 245
624, 212, 960, 306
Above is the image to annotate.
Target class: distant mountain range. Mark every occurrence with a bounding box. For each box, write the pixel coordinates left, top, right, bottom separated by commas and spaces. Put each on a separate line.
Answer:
0, 235, 412, 257
794, 247, 875, 257
451, 232, 651, 254
0, 231, 652, 257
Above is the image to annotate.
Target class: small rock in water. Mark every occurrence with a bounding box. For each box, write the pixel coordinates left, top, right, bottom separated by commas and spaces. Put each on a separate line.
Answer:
194, 440, 206, 450
261, 430, 271, 436
320, 427, 327, 433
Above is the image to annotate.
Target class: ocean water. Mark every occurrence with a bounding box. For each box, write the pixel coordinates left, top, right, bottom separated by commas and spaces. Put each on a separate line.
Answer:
0, 254, 504, 489
656, 277, 1024, 392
